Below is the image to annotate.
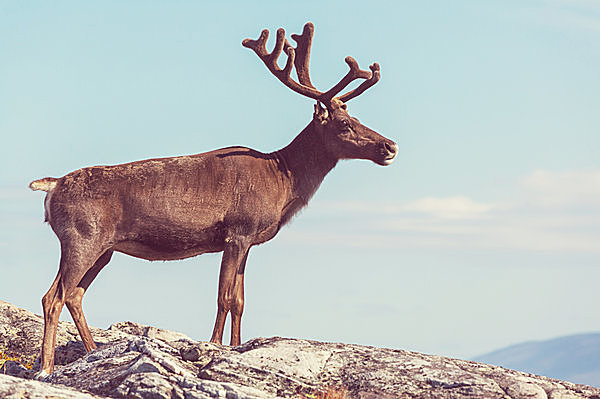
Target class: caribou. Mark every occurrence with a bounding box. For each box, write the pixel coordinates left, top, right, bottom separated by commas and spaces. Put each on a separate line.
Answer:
30, 22, 398, 377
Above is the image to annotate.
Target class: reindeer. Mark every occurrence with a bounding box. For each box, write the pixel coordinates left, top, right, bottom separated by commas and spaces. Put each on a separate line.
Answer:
29, 22, 398, 377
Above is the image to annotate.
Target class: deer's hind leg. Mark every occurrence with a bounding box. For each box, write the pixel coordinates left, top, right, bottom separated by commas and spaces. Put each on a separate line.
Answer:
65, 249, 114, 352
38, 239, 110, 378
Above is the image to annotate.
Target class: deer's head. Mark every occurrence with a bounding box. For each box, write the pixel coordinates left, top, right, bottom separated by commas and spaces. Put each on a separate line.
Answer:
243, 22, 398, 166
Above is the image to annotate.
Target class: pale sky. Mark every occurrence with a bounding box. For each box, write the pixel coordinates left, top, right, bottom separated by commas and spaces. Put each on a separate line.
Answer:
1, 1, 599, 359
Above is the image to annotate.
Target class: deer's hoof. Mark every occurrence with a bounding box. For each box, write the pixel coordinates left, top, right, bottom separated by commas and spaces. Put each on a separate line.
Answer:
33, 369, 51, 381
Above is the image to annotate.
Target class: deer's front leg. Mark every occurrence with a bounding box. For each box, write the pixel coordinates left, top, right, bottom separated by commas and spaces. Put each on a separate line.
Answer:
230, 251, 248, 346
210, 237, 250, 345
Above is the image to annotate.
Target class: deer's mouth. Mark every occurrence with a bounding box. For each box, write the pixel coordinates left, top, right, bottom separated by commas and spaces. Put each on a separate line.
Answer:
381, 156, 396, 165
376, 142, 398, 166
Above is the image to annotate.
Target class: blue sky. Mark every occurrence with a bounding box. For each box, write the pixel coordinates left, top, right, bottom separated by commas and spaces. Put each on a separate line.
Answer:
1, 1, 599, 359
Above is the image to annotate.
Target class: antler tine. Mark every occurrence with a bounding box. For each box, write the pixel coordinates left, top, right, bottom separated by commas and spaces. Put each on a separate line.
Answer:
242, 29, 269, 57
289, 22, 315, 88
337, 62, 381, 103
269, 28, 287, 70
243, 26, 323, 101
320, 56, 373, 105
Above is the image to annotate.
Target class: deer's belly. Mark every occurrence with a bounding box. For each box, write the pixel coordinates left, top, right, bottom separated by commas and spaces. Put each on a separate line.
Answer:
114, 240, 223, 261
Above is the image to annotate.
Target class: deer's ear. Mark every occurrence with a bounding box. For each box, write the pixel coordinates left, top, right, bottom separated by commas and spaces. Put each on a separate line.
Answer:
313, 102, 329, 124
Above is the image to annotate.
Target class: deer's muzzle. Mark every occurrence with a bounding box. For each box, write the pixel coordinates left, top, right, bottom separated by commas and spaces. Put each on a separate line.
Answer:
378, 141, 398, 166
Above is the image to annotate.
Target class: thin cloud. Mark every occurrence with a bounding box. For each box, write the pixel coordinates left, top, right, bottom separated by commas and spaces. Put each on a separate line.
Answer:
400, 196, 495, 220
295, 169, 600, 253
313, 196, 497, 220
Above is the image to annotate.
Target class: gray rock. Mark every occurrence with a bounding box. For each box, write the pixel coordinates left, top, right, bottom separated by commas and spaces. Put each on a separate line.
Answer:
2, 300, 600, 399
1, 360, 29, 378
109, 321, 194, 346
0, 373, 102, 398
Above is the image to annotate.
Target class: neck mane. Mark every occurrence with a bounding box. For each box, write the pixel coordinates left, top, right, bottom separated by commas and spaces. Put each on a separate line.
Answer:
274, 120, 338, 207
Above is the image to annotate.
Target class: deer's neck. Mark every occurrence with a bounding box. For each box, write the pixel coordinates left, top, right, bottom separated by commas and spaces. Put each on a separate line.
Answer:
275, 121, 338, 206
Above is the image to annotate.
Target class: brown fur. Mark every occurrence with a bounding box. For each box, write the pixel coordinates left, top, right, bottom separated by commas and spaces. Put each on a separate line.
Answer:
30, 23, 398, 377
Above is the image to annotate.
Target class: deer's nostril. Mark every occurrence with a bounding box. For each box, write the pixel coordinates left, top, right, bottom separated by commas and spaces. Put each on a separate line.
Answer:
383, 142, 398, 155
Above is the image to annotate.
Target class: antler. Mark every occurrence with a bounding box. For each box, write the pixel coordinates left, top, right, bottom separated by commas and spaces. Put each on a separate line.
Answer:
242, 22, 380, 109
337, 62, 380, 103
289, 22, 315, 88
242, 26, 322, 101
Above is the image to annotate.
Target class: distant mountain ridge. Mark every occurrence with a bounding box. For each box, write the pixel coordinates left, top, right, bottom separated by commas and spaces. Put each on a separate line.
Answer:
474, 333, 600, 387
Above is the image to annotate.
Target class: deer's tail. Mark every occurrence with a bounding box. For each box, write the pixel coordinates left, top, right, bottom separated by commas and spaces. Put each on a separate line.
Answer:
29, 177, 58, 223
29, 177, 58, 192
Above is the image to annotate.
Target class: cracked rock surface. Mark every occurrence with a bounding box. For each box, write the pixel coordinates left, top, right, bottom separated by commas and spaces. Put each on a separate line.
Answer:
2, 300, 600, 398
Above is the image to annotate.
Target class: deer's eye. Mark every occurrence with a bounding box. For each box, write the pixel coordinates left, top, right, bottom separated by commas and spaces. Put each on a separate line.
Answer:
340, 119, 351, 130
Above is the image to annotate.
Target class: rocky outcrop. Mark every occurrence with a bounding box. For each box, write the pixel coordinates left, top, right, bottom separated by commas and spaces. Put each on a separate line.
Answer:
2, 300, 600, 398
